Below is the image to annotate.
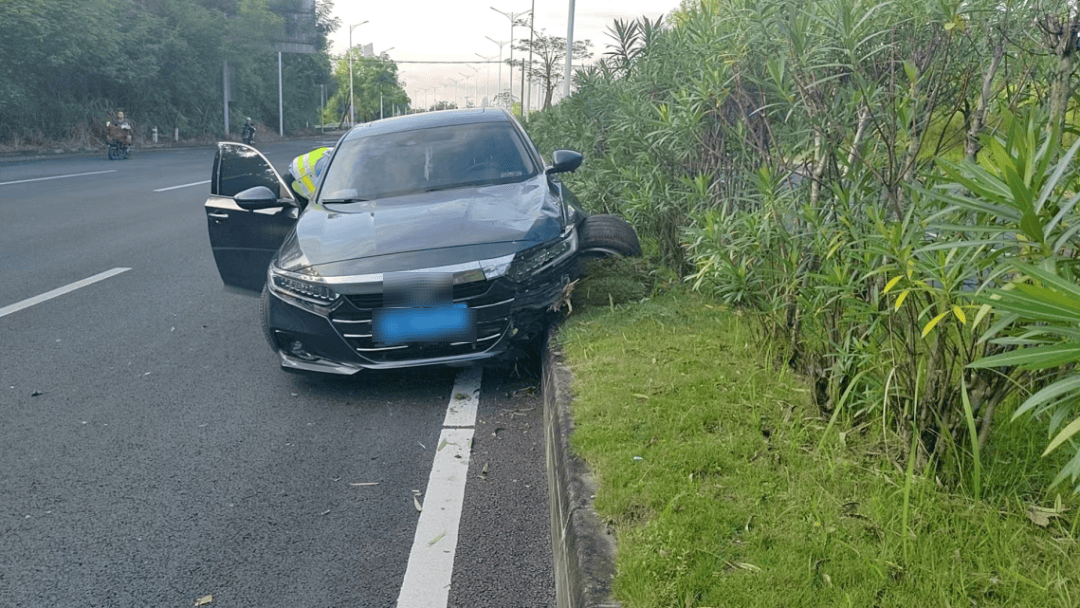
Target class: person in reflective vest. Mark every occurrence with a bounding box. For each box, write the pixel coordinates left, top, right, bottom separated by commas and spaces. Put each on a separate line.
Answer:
287, 147, 332, 203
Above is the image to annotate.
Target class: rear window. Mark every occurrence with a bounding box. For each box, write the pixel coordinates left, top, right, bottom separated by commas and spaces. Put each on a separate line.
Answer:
318, 122, 538, 202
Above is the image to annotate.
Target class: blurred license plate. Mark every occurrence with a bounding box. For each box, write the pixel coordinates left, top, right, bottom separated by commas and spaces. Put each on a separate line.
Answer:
372, 304, 477, 345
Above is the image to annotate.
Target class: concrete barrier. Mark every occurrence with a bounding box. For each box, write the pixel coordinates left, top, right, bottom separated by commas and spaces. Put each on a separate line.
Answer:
543, 328, 621, 608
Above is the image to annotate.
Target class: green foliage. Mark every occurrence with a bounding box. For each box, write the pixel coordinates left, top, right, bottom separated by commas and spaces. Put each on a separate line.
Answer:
324, 52, 409, 124
0, 0, 338, 141
923, 111, 1080, 493
528, 0, 1080, 496
561, 288, 1080, 608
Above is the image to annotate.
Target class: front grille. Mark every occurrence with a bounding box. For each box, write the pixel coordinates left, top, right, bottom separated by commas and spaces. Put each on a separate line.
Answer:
343, 280, 495, 310
331, 280, 513, 363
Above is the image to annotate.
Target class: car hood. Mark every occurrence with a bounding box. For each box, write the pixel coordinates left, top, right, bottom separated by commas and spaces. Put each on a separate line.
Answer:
279, 178, 564, 276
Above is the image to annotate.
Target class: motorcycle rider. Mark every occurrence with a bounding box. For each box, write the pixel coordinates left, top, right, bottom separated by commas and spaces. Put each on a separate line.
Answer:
105, 111, 132, 146
242, 117, 256, 144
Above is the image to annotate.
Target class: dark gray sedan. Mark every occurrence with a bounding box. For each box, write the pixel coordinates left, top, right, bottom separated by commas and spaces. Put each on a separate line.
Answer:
205, 108, 639, 375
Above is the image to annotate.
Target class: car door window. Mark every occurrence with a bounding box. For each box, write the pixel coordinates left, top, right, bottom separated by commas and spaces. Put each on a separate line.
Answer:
212, 143, 286, 199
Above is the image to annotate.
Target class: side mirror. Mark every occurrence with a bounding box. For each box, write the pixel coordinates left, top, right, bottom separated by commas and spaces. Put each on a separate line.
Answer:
547, 149, 583, 174
234, 185, 289, 210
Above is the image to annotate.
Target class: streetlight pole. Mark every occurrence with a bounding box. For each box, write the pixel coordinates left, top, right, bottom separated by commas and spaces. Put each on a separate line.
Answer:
484, 38, 508, 106
564, 0, 575, 99
476, 53, 498, 106
491, 6, 531, 114
524, 0, 535, 119
462, 65, 479, 108
348, 20, 368, 126
446, 78, 461, 109
459, 72, 473, 107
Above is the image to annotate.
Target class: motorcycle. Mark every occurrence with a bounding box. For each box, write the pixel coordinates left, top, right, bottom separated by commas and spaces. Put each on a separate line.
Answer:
242, 123, 256, 146
106, 120, 132, 160
106, 139, 130, 160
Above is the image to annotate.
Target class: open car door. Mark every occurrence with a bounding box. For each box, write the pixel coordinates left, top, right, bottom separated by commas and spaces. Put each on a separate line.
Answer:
205, 142, 299, 295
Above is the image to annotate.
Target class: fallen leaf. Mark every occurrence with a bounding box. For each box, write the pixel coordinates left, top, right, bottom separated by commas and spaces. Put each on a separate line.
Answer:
429, 531, 446, 546
1027, 503, 1066, 528
194, 595, 213, 606
350, 482, 379, 487
729, 561, 761, 572
413, 495, 423, 512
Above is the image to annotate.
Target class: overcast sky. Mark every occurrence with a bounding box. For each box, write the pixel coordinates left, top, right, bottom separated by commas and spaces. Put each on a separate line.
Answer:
325, 0, 679, 110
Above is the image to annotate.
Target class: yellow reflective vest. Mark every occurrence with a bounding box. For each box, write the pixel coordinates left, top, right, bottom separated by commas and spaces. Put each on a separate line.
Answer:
289, 147, 331, 199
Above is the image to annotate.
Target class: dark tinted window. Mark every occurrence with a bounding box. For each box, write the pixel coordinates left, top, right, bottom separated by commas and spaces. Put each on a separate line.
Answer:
319, 122, 537, 202
213, 143, 282, 198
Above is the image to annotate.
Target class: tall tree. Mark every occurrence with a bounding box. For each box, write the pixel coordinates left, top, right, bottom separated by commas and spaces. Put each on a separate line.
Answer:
510, 31, 592, 109
326, 52, 410, 124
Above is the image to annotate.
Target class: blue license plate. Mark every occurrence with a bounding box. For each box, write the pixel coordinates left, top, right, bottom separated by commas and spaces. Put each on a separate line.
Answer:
371, 304, 477, 345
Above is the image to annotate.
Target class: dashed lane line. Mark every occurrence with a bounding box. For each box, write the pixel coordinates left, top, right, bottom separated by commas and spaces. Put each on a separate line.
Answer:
153, 180, 211, 192
0, 170, 116, 187
396, 366, 483, 608
0, 268, 131, 319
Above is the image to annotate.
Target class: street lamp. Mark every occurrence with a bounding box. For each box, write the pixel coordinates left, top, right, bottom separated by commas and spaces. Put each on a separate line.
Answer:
461, 65, 479, 108
445, 78, 461, 109
484, 37, 508, 105
459, 72, 472, 107
348, 20, 369, 126
564, 0, 576, 99
476, 53, 498, 106
522, 0, 536, 119
491, 6, 531, 114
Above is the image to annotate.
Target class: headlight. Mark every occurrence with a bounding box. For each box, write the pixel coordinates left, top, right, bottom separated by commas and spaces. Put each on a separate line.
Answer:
505, 229, 577, 282
269, 267, 338, 306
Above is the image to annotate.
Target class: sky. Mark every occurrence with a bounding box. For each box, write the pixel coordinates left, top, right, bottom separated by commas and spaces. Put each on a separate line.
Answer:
324, 0, 680, 111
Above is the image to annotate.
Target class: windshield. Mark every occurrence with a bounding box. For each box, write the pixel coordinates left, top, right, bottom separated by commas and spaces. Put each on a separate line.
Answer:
318, 122, 538, 202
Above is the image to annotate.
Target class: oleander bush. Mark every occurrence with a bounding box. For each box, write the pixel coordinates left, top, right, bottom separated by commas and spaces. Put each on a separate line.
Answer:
527, 0, 1080, 495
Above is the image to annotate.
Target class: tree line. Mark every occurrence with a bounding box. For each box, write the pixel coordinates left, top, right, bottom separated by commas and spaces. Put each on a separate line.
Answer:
0, 0, 340, 143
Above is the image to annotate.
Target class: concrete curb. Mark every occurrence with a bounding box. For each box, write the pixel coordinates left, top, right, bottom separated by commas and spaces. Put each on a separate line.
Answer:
543, 328, 621, 608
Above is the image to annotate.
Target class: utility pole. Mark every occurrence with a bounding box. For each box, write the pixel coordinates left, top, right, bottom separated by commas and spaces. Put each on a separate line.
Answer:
491, 6, 531, 114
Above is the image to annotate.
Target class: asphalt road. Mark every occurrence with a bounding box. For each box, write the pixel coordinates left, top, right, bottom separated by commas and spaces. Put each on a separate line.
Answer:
0, 139, 554, 607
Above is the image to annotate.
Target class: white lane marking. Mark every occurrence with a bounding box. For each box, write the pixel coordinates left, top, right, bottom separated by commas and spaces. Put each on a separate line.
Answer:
443, 366, 481, 427
0, 170, 116, 186
396, 366, 483, 608
153, 179, 211, 192
0, 268, 131, 319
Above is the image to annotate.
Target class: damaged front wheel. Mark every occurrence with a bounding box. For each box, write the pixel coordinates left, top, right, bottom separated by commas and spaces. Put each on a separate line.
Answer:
578, 214, 641, 259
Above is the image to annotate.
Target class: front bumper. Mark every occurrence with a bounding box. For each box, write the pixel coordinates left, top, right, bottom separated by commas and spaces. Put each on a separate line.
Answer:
264, 266, 571, 375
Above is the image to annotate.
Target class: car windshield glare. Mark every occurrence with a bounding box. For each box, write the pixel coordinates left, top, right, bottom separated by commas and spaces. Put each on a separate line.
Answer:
319, 122, 538, 202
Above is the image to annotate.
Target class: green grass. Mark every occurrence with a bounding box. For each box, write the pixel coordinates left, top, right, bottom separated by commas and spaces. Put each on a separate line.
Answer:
557, 280, 1080, 608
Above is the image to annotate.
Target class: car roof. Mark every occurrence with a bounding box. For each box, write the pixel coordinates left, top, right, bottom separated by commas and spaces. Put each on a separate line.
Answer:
341, 108, 518, 141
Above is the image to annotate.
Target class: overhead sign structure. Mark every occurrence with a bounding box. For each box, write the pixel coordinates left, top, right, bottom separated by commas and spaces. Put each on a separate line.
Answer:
225, 0, 319, 136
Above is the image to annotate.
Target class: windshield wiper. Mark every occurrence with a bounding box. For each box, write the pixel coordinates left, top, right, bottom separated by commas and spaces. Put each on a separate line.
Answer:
321, 197, 369, 204
423, 184, 468, 193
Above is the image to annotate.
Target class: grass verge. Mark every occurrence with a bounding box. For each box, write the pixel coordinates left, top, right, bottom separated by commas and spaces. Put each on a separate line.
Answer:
557, 271, 1079, 608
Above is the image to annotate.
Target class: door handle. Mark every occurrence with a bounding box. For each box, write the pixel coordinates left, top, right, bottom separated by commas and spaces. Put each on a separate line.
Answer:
207, 211, 229, 220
